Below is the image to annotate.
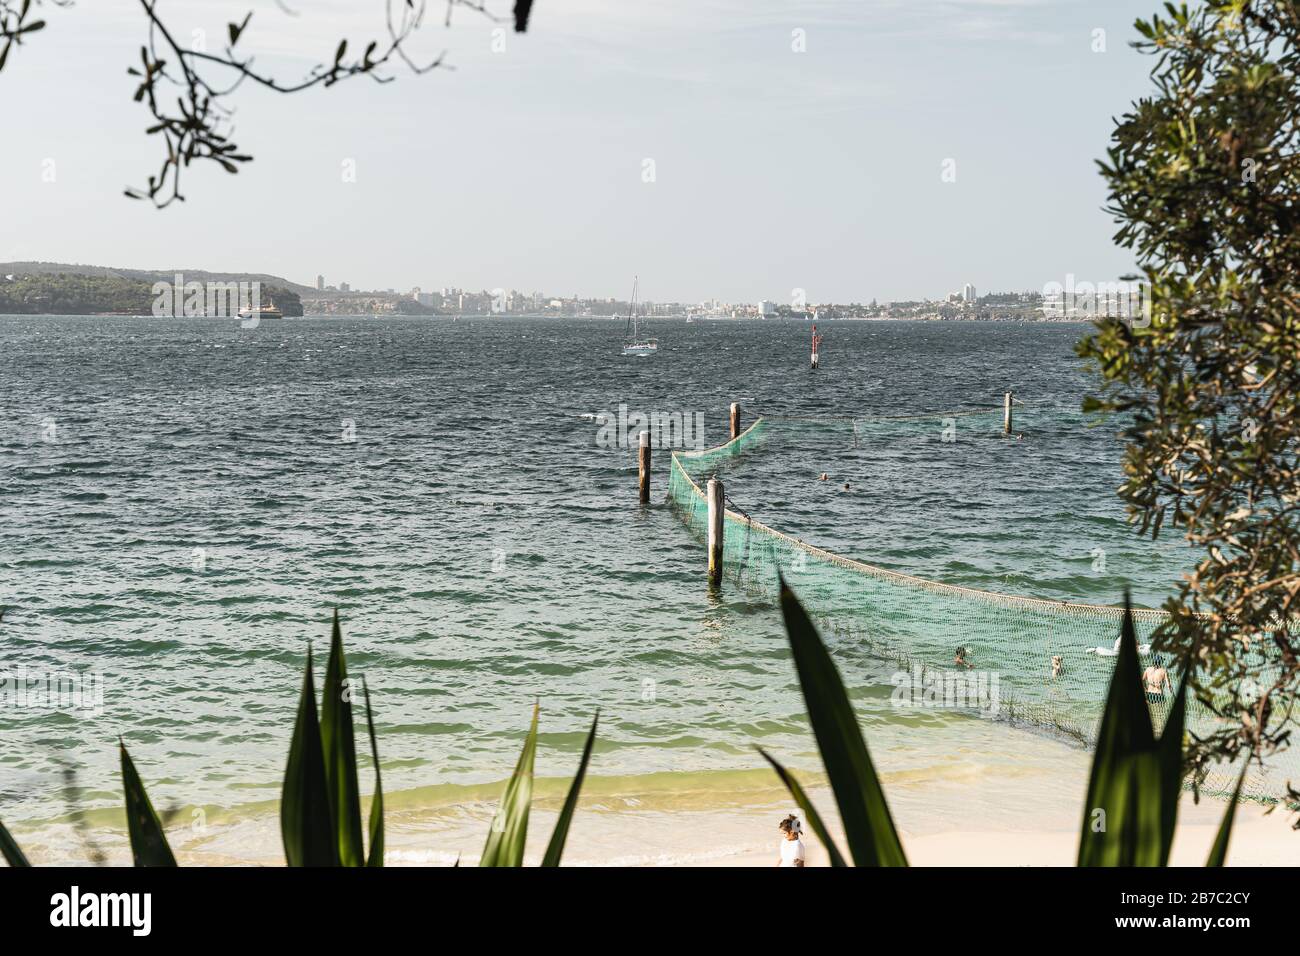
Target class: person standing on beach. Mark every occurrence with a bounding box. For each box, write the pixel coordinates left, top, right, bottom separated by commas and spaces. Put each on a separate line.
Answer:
777, 814, 806, 867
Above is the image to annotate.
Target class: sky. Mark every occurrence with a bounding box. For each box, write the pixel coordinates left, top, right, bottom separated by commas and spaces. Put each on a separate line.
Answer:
0, 0, 1157, 302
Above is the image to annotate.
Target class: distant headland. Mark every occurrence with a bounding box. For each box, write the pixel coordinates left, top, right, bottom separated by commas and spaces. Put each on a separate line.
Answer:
0, 262, 1133, 322
0, 262, 307, 317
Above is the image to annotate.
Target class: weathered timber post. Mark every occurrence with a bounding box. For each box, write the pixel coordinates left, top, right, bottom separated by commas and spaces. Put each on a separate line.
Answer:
1004, 392, 1013, 435
729, 402, 741, 442
638, 430, 651, 504
707, 477, 724, 589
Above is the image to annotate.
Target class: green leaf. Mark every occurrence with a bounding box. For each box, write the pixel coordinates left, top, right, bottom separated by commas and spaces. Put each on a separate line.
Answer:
757, 746, 848, 867
541, 711, 597, 867
480, 703, 538, 867
320, 610, 364, 866
119, 741, 177, 867
1125, 752, 1166, 867
228, 12, 251, 46
362, 676, 384, 867
0, 817, 31, 867
1206, 751, 1250, 867
1156, 673, 1188, 865
281, 645, 338, 866
778, 578, 907, 867
1078, 598, 1161, 866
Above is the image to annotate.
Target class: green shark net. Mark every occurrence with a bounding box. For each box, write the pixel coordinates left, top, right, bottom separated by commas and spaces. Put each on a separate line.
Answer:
668, 411, 1293, 804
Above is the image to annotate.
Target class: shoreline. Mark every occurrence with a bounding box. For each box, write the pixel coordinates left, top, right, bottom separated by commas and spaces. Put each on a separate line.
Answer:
11, 785, 1288, 868
9, 751, 1291, 866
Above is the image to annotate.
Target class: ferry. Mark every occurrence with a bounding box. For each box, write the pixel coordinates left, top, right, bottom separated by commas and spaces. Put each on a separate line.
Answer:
237, 298, 283, 321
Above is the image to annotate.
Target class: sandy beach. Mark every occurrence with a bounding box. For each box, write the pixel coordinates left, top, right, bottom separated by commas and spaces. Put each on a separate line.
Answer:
717, 791, 1298, 868
13, 723, 1294, 866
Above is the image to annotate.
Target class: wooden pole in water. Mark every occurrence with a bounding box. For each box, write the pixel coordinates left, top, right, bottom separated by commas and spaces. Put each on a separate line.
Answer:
729, 402, 741, 441
1004, 392, 1013, 434
638, 430, 651, 504
707, 477, 724, 589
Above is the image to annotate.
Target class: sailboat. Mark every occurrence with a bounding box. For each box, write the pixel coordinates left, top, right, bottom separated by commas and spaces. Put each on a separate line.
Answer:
621, 276, 658, 356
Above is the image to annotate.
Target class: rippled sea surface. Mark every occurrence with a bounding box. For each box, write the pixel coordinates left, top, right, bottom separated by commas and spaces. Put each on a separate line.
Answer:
0, 316, 1193, 860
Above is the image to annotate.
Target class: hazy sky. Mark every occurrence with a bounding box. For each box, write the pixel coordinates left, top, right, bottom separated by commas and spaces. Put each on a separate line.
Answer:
1, 1, 1155, 302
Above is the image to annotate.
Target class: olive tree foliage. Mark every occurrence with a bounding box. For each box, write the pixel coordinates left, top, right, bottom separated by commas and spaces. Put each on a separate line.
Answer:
0, 0, 535, 207
1078, 0, 1300, 808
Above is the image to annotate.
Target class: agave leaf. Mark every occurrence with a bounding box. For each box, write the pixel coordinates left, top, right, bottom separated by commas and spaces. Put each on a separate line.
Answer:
1155, 673, 1188, 865
540, 711, 598, 867
119, 741, 177, 867
778, 578, 907, 867
0, 817, 31, 867
362, 676, 384, 867
1206, 750, 1251, 867
1082, 753, 1157, 868
320, 610, 364, 867
1127, 752, 1166, 867
1078, 598, 1158, 866
480, 702, 538, 867
281, 645, 338, 866
757, 746, 848, 867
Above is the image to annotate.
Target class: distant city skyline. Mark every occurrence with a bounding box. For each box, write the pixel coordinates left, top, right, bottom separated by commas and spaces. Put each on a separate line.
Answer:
304, 274, 1016, 306
3, 1, 1155, 302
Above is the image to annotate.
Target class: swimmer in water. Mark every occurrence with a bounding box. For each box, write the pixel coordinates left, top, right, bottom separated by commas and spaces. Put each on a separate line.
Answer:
1051, 655, 1063, 680
818, 473, 829, 481
1142, 654, 1172, 704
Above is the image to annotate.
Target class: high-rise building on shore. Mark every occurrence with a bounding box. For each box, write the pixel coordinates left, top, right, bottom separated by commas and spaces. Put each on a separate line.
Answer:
962, 283, 976, 303
316, 275, 324, 291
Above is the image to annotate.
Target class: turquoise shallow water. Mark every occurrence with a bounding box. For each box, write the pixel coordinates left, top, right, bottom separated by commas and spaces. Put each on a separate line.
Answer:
0, 316, 1196, 848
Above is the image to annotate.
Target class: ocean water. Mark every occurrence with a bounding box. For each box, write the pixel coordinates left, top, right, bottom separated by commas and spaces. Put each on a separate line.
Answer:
0, 316, 1196, 863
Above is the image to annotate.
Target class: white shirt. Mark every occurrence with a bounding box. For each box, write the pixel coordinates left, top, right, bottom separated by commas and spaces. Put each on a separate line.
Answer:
779, 837, 805, 867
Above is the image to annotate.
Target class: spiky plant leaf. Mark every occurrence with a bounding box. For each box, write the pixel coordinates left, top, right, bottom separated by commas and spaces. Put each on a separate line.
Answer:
0, 817, 31, 867
362, 676, 384, 867
1078, 598, 1164, 866
480, 703, 538, 867
541, 711, 597, 867
320, 610, 364, 866
1207, 750, 1251, 867
758, 746, 848, 867
778, 578, 907, 866
281, 645, 338, 866
119, 741, 177, 867
1155, 672, 1189, 864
